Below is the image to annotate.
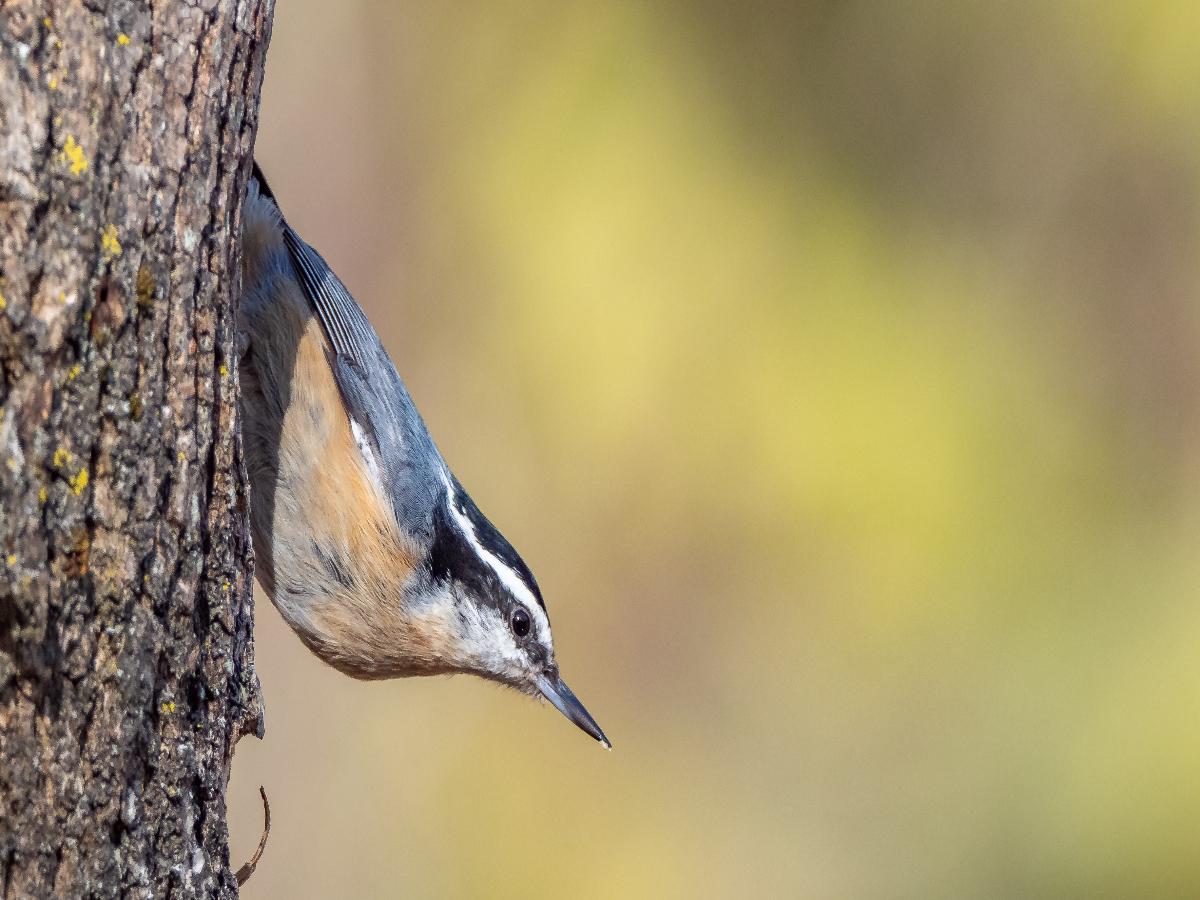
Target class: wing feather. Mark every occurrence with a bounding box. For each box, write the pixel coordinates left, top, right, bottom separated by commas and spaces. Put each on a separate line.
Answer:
269, 212, 442, 541
281, 226, 379, 369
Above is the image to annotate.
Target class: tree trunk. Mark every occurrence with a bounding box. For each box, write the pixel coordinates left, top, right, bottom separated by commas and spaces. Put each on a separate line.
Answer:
0, 2, 273, 896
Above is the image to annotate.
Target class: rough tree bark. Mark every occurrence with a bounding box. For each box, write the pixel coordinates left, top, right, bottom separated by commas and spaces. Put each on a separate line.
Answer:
0, 1, 273, 896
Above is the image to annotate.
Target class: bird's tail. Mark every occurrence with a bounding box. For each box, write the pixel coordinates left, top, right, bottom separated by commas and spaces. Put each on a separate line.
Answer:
250, 160, 276, 204
242, 161, 287, 305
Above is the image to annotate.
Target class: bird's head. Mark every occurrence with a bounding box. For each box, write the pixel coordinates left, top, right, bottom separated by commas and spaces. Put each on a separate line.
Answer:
409, 469, 610, 749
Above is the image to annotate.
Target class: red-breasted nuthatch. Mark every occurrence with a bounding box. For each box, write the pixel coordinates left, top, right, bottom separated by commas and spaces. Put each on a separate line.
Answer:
238, 165, 608, 748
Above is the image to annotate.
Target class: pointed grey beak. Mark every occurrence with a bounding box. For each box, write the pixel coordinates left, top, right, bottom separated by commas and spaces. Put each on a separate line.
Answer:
536, 673, 611, 749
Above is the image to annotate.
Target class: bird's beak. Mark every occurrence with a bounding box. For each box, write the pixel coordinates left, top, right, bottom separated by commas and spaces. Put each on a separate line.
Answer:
535, 672, 611, 750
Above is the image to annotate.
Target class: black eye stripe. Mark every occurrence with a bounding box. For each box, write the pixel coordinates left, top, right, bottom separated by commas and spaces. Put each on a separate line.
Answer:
429, 506, 513, 596
446, 478, 546, 611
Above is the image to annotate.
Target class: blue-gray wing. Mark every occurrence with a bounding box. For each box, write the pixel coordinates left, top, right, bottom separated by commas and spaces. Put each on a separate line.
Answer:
282, 227, 378, 365
280, 224, 443, 541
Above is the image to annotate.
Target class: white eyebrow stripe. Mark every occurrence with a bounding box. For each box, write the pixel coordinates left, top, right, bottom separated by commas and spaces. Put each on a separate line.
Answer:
438, 468, 551, 636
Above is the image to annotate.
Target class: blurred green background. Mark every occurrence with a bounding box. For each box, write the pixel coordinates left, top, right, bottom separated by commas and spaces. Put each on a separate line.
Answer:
229, 2, 1200, 897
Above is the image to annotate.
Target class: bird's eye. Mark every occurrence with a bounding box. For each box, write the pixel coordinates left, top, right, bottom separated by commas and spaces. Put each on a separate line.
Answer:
510, 607, 531, 638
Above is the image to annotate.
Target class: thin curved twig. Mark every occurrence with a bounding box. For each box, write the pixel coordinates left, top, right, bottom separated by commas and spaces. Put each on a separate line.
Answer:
235, 786, 271, 887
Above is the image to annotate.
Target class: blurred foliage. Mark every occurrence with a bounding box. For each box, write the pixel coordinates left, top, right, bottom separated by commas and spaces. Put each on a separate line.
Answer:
231, 2, 1200, 897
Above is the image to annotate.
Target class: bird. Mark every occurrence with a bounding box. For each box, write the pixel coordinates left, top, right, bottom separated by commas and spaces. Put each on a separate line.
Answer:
237, 164, 608, 748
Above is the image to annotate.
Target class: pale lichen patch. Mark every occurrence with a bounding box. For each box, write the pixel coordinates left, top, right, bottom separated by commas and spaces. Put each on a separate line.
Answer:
70, 468, 89, 495
61, 135, 89, 175
101, 225, 122, 259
